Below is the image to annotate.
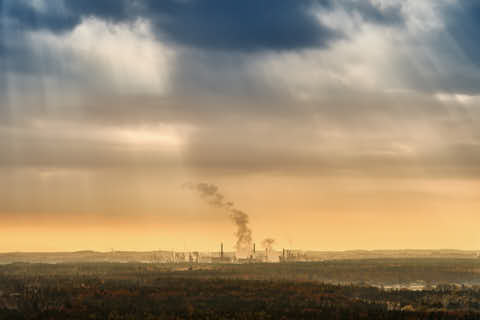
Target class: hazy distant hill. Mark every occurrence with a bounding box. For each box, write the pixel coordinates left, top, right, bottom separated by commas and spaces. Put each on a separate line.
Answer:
0, 250, 174, 264
305, 249, 479, 261
0, 249, 477, 264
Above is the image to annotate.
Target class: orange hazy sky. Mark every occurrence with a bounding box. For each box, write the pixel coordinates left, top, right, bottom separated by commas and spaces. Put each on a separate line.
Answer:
2, 172, 480, 252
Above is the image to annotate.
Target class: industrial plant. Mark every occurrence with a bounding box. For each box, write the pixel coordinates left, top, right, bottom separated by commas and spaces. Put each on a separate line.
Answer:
147, 242, 307, 264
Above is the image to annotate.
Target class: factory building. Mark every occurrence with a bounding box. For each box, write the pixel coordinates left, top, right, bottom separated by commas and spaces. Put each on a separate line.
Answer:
279, 249, 307, 262
210, 243, 235, 263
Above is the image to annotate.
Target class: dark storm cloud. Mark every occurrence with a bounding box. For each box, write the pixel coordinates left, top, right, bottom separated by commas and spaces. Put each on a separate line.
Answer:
143, 0, 339, 51
0, 0, 339, 52
1, 0, 407, 54
64, 0, 132, 22
2, 1, 78, 33
386, 0, 480, 95
1, 0, 132, 33
443, 0, 480, 67
339, 1, 404, 26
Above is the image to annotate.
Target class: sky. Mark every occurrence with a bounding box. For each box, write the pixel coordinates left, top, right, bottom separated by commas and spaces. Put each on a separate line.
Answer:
1, 0, 480, 252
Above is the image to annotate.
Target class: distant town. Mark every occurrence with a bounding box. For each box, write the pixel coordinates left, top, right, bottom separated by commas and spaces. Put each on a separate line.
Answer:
1, 248, 479, 265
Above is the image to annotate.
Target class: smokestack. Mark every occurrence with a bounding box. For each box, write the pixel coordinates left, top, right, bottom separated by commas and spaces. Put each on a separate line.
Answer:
261, 238, 275, 261
193, 252, 199, 264
221, 242, 224, 258
253, 243, 256, 254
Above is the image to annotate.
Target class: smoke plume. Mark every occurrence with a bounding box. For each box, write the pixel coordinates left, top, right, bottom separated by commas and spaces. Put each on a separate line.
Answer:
262, 238, 275, 251
184, 182, 252, 256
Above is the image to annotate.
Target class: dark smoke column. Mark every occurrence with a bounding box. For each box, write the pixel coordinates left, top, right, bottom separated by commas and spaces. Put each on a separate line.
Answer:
184, 182, 252, 257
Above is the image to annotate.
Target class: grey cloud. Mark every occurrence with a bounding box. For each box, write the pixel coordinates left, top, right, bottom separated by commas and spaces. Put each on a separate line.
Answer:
387, 0, 480, 95
337, 0, 404, 26
1, 0, 132, 34
0, 121, 183, 169
443, 0, 480, 67
143, 0, 340, 52
1, 89, 480, 180
2, 0, 339, 52
1, 0, 406, 57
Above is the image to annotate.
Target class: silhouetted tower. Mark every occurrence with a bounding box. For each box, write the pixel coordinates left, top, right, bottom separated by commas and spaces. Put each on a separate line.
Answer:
221, 242, 224, 258
193, 251, 199, 264
253, 243, 256, 254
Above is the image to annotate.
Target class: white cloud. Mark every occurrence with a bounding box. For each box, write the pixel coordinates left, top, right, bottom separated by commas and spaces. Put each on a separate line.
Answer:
251, 24, 398, 101
435, 92, 480, 105
29, 17, 175, 95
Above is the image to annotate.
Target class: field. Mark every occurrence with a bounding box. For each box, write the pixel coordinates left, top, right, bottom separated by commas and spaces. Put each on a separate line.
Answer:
2, 259, 480, 319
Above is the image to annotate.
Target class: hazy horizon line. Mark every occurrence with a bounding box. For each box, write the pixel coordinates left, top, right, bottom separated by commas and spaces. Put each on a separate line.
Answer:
1, 248, 478, 254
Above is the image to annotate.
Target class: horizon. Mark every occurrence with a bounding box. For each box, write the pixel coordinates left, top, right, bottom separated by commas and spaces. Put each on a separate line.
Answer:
2, 248, 479, 254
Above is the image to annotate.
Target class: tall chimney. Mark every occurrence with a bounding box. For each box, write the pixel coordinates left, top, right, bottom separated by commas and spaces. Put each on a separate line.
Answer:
253, 243, 256, 254
221, 242, 224, 258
